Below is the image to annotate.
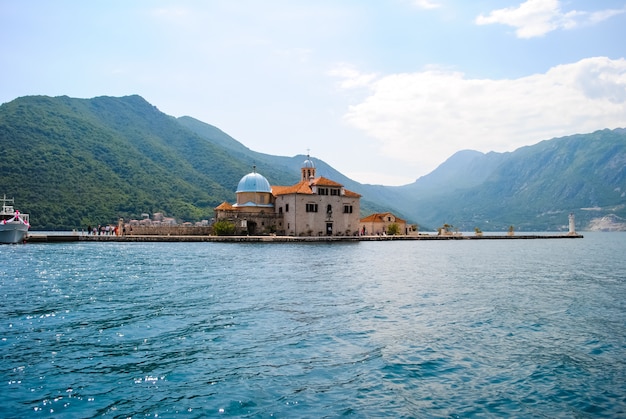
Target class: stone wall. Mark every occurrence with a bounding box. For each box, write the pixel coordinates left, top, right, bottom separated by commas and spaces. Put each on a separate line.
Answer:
125, 226, 213, 236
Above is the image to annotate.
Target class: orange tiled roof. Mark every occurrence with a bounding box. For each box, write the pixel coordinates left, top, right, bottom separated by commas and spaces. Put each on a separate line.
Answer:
272, 180, 313, 196
360, 212, 406, 223
215, 201, 235, 210
360, 213, 380, 222
343, 190, 361, 198
312, 176, 343, 187
272, 177, 361, 198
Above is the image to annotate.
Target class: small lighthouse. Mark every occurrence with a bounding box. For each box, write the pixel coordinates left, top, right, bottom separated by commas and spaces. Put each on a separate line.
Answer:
568, 213, 576, 235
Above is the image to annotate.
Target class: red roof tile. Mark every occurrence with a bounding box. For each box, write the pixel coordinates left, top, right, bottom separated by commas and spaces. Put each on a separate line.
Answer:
312, 176, 343, 187
215, 201, 235, 210
360, 212, 406, 223
272, 180, 313, 196
272, 177, 361, 198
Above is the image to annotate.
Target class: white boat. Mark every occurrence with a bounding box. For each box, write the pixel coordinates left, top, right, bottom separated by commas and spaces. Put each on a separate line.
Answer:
0, 195, 30, 244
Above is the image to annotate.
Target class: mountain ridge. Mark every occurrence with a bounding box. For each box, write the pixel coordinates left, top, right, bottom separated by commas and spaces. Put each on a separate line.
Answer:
1, 94, 624, 231
400, 128, 626, 231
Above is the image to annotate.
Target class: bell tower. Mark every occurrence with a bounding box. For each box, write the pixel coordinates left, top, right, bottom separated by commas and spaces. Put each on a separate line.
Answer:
301, 152, 316, 182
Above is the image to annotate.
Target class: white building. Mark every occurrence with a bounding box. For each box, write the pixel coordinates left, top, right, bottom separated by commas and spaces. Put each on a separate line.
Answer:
215, 156, 361, 236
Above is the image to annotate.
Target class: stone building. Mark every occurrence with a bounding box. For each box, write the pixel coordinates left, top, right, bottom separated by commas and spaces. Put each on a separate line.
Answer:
214, 168, 281, 235
214, 156, 361, 236
359, 212, 407, 235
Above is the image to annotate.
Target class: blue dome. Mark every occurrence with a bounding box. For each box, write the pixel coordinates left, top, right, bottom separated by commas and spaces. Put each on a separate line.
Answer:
236, 172, 272, 193
302, 157, 315, 169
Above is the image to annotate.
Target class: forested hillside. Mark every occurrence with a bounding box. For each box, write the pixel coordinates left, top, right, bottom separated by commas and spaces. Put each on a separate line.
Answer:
0, 95, 257, 229
1, 94, 624, 231
0, 95, 387, 229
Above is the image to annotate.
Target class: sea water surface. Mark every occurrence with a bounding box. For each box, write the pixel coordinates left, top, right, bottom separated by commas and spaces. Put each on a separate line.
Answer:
1, 233, 625, 418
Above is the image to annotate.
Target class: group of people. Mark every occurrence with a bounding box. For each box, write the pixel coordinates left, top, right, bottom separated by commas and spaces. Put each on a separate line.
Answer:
87, 224, 119, 236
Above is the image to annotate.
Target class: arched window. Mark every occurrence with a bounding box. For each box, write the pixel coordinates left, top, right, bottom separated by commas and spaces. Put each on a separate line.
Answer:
327, 204, 332, 214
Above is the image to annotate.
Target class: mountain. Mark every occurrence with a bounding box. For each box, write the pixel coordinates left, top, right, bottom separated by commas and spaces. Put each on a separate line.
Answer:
1, 95, 253, 229
176, 116, 390, 216
0, 95, 386, 229
405, 149, 507, 195
391, 129, 626, 231
1, 94, 624, 231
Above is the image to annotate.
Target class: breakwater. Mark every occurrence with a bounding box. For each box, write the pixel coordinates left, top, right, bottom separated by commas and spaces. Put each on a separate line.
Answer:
26, 233, 583, 243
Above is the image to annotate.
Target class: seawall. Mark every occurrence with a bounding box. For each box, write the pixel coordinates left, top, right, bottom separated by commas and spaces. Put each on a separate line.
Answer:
26, 233, 584, 243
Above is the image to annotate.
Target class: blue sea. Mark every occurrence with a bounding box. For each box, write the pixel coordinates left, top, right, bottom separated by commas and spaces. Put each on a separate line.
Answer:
1, 233, 625, 418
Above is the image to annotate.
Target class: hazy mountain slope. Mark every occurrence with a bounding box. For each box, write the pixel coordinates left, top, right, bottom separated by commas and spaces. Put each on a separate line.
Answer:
407, 129, 626, 231
399, 150, 496, 195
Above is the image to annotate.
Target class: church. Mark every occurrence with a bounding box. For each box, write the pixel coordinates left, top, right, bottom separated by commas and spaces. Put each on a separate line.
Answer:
214, 155, 361, 236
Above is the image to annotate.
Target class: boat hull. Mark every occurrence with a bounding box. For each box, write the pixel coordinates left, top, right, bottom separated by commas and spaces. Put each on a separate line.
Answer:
0, 222, 29, 244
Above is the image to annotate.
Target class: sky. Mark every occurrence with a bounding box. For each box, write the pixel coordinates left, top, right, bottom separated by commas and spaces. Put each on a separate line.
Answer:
1, 0, 626, 185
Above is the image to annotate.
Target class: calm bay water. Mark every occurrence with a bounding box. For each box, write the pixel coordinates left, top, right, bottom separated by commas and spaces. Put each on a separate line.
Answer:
1, 233, 625, 418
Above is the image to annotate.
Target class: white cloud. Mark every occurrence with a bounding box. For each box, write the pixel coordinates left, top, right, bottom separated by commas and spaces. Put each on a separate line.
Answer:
413, 0, 441, 10
328, 64, 378, 89
475, 0, 626, 38
588, 7, 626, 25
333, 57, 626, 173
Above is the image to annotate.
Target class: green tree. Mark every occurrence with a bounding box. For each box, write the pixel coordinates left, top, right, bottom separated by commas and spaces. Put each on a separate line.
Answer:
387, 223, 400, 235
213, 220, 235, 236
